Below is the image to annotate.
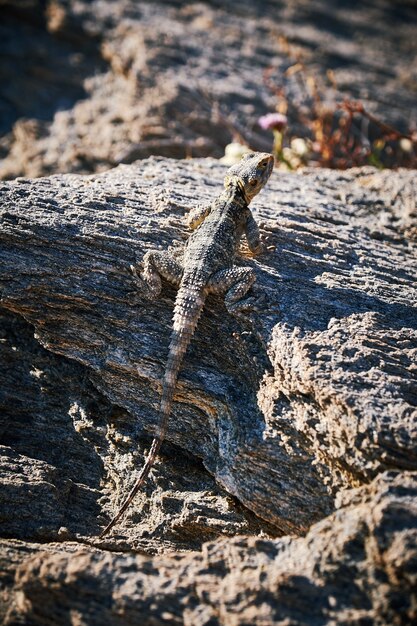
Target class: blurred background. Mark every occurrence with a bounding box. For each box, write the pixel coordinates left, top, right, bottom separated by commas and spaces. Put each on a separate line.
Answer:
1, 0, 416, 179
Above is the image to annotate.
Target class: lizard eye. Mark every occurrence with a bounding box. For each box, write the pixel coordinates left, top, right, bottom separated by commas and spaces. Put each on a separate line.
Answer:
249, 179, 258, 187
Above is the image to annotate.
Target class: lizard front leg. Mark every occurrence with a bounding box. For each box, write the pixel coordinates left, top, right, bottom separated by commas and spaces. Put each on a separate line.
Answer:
206, 266, 256, 316
187, 203, 212, 230
131, 250, 183, 299
245, 212, 263, 256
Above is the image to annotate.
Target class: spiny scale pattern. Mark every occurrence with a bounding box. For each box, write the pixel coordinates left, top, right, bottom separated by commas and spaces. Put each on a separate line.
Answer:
99, 152, 274, 537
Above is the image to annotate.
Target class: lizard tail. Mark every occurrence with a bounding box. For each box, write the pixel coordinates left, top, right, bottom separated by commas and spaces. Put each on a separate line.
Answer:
99, 284, 205, 538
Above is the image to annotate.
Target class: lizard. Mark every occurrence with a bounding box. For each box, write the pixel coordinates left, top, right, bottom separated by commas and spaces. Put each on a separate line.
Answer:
99, 151, 274, 537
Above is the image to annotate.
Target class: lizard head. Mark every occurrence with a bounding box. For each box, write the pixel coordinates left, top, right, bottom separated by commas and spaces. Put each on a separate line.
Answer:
224, 152, 274, 203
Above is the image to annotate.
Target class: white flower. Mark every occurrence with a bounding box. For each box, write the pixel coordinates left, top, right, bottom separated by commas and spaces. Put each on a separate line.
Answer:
399, 138, 413, 153
220, 142, 251, 165
290, 137, 309, 157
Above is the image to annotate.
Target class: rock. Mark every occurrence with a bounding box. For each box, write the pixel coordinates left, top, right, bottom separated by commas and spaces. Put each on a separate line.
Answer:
0, 308, 272, 553
0, 157, 416, 620
2, 471, 417, 625
1, 1, 417, 178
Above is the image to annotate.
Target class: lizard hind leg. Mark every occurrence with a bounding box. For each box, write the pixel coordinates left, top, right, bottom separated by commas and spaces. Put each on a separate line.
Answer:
206, 266, 256, 317
134, 250, 184, 299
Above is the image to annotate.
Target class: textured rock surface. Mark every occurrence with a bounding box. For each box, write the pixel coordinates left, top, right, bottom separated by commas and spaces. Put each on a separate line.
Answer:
0, 306, 272, 554
1, 0, 417, 178
0, 158, 416, 621
2, 472, 417, 624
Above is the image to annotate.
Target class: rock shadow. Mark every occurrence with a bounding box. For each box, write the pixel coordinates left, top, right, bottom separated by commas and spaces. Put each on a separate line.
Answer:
0, 5, 108, 136
0, 309, 111, 538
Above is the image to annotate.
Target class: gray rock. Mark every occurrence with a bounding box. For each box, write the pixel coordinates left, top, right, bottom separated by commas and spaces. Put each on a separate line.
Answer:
0, 305, 272, 553
1, 1, 416, 178
2, 471, 417, 625
0, 158, 416, 621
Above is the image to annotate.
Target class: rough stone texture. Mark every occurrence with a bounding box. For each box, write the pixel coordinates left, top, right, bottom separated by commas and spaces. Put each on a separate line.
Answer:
0, 158, 416, 621
1, 0, 417, 178
2, 472, 417, 624
0, 307, 272, 554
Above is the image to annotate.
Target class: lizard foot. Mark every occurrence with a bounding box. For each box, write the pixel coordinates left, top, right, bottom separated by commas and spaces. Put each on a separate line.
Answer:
227, 290, 269, 318
129, 264, 159, 300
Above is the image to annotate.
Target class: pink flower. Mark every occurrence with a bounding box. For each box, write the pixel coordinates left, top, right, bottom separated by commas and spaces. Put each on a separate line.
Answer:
258, 113, 288, 131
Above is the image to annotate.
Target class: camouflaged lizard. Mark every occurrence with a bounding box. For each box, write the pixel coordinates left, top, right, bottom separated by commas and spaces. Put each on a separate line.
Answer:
100, 152, 274, 537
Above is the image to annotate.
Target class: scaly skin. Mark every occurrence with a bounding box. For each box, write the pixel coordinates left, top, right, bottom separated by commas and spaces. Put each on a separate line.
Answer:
99, 152, 274, 537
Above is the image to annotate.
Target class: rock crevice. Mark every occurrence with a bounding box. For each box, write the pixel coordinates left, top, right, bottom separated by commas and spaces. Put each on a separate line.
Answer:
0, 158, 416, 623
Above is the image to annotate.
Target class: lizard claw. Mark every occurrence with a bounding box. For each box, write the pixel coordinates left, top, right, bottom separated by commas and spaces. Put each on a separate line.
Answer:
257, 233, 276, 255
228, 290, 269, 317
130, 263, 144, 285
129, 264, 159, 300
